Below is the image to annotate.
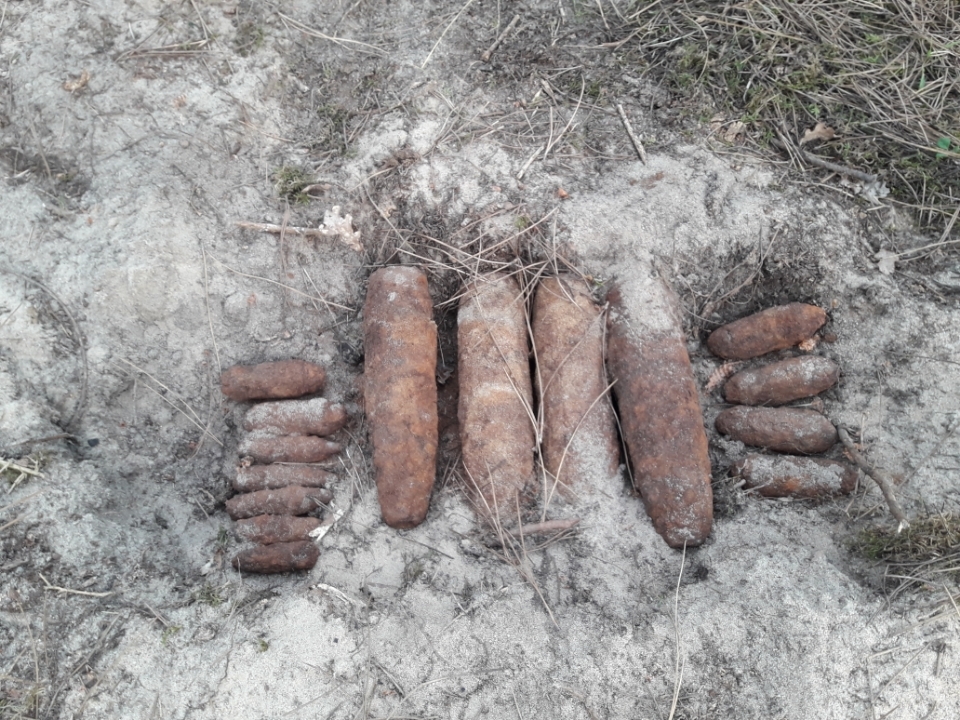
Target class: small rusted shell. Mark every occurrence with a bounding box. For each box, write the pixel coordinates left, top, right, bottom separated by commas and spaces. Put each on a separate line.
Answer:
233, 465, 335, 493
732, 454, 858, 498
723, 356, 840, 406
715, 406, 837, 454
234, 514, 322, 544
239, 435, 342, 464
221, 360, 326, 401
225, 485, 332, 520
707, 303, 827, 360
242, 398, 348, 437
232, 541, 319, 573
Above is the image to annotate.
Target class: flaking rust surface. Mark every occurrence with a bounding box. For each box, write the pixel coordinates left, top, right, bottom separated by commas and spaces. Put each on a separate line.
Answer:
606, 281, 713, 547
458, 273, 537, 520
363, 266, 438, 528
533, 275, 619, 497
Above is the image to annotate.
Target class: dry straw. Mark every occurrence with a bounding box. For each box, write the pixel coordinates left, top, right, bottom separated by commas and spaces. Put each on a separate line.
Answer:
627, 0, 960, 233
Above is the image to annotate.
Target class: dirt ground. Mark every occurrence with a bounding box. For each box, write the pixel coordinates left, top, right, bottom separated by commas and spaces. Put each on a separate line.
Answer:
2, 1, 959, 718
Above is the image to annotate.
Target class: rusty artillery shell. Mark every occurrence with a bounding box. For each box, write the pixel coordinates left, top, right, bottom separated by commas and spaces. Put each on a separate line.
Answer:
239, 435, 342, 464
363, 266, 439, 529
715, 406, 837, 454
707, 303, 827, 360
221, 360, 326, 401
723, 356, 840, 406
234, 514, 322, 544
232, 540, 319, 573
606, 276, 713, 548
533, 275, 619, 496
458, 272, 536, 520
233, 465, 335, 493
732, 454, 858, 498
225, 485, 332, 519
243, 397, 348, 436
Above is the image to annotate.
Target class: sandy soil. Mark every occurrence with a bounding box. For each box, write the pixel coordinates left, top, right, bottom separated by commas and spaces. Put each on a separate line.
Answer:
2, 1, 959, 718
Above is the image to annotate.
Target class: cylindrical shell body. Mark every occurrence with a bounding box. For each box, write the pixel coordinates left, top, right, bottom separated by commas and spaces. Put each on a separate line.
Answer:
707, 303, 827, 360
363, 266, 439, 529
225, 485, 332, 519
533, 276, 619, 496
724, 356, 840, 406
232, 540, 319, 573
732, 454, 858, 498
715, 406, 837, 454
233, 465, 335, 493
221, 360, 326, 401
234, 514, 322, 544
243, 398, 348, 436
239, 435, 341, 464
458, 273, 536, 520
606, 278, 713, 548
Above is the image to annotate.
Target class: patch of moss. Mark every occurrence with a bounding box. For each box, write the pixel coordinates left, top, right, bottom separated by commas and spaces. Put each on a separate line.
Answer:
272, 166, 313, 205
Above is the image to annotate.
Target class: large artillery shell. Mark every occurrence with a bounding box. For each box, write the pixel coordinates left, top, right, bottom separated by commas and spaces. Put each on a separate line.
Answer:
233, 465, 335, 493
724, 356, 840, 406
239, 435, 342, 464
243, 397, 348, 436
715, 406, 837, 454
363, 266, 439, 529
606, 277, 713, 548
235, 514, 322, 544
221, 360, 326, 401
458, 273, 536, 520
533, 276, 619, 495
225, 485, 332, 519
732, 454, 858, 498
232, 541, 319, 573
707, 303, 826, 360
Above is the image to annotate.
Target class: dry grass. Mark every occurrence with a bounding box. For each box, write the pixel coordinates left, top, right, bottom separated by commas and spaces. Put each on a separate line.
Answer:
625, 0, 960, 233
853, 512, 960, 599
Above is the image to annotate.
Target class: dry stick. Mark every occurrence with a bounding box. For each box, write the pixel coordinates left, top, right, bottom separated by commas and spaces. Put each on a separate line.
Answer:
837, 427, 909, 532
0, 514, 26, 533
421, 0, 478, 69
508, 518, 580, 538
481, 14, 520, 62
277, 12, 385, 56
38, 572, 113, 598
667, 545, 687, 720
235, 221, 361, 251
616, 103, 647, 164
893, 203, 960, 259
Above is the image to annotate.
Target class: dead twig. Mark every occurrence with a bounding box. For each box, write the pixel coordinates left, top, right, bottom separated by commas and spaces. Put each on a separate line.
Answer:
481, 14, 520, 62
616, 103, 647, 163
508, 518, 580, 538
38, 573, 114, 598
838, 427, 909, 532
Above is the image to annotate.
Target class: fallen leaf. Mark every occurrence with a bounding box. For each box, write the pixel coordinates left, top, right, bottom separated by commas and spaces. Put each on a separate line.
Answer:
875, 249, 898, 275
62, 69, 90, 93
800, 122, 836, 146
723, 121, 745, 143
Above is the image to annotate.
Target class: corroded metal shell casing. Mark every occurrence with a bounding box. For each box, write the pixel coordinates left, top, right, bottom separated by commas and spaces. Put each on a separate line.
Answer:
606, 276, 713, 548
363, 266, 438, 529
458, 273, 536, 522
707, 303, 826, 360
